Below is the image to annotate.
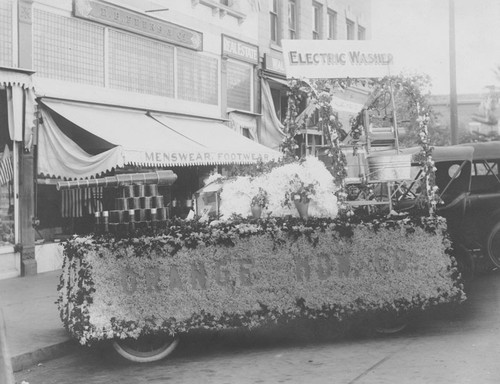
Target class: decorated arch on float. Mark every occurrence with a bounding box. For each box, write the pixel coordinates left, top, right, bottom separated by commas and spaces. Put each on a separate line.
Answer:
280, 39, 439, 215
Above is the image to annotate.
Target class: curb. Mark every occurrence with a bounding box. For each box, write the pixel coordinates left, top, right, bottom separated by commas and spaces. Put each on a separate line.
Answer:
12, 340, 78, 372
1, 309, 15, 384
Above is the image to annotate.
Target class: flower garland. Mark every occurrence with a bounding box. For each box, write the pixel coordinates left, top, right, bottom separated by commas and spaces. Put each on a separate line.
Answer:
330, 74, 436, 214
415, 104, 440, 215
316, 90, 348, 189
281, 79, 352, 212
280, 79, 304, 160
57, 213, 465, 346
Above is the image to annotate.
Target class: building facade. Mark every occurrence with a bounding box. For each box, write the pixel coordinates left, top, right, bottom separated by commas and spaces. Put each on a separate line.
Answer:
257, 0, 371, 156
430, 91, 500, 139
0, 0, 371, 279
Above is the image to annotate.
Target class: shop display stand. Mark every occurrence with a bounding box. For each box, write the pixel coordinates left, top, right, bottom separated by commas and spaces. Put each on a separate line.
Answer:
95, 184, 169, 234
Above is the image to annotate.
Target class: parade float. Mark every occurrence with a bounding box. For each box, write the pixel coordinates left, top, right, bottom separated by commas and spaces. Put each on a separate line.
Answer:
57, 41, 466, 363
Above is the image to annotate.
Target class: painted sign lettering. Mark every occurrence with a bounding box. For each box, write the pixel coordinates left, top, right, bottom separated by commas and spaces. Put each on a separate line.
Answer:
140, 151, 276, 166
74, 0, 203, 50
281, 39, 394, 79
222, 35, 258, 64
120, 252, 409, 295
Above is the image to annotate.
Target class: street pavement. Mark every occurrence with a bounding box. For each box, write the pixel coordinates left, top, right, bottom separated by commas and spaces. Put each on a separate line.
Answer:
0, 270, 77, 374
11, 269, 500, 384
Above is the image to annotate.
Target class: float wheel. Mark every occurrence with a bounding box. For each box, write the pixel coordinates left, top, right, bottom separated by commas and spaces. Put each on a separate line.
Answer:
112, 334, 179, 363
374, 315, 408, 334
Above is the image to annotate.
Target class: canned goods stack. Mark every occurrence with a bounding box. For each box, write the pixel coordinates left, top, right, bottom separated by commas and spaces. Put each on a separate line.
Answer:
94, 183, 169, 234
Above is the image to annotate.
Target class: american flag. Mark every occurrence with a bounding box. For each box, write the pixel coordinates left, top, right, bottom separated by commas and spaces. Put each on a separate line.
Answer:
0, 145, 13, 186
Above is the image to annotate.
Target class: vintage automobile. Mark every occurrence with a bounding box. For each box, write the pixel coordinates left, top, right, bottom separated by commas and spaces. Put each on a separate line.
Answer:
431, 142, 500, 276
344, 142, 500, 279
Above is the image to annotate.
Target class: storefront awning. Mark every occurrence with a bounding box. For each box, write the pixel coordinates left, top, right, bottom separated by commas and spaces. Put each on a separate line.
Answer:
150, 113, 280, 163
38, 100, 281, 179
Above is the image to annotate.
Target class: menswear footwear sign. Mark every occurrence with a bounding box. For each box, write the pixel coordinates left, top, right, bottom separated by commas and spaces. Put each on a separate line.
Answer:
281, 40, 394, 79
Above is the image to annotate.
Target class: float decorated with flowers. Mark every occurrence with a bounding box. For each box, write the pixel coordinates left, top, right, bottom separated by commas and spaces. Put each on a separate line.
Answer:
57, 156, 465, 362
58, 58, 466, 362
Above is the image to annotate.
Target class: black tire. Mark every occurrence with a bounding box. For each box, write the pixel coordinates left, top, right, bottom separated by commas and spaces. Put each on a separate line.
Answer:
486, 221, 500, 268
112, 333, 179, 363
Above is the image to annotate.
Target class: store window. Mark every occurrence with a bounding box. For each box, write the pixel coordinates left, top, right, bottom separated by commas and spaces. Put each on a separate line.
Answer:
270, 0, 280, 44
288, 0, 297, 39
109, 30, 174, 97
35, 171, 179, 239
0, 0, 13, 67
0, 90, 15, 246
358, 25, 366, 40
227, 60, 252, 112
33, 8, 220, 106
346, 18, 355, 40
312, 3, 322, 40
36, 106, 203, 239
33, 9, 105, 86
177, 48, 219, 105
327, 9, 337, 39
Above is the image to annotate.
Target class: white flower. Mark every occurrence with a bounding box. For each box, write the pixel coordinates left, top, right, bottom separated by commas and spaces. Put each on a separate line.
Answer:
218, 157, 338, 219
219, 176, 255, 219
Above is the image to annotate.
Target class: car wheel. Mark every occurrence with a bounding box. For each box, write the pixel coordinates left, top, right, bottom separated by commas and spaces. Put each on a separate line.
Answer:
486, 221, 500, 268
112, 333, 179, 363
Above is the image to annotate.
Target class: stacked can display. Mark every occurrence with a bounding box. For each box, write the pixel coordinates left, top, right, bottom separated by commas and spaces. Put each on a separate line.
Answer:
95, 184, 169, 234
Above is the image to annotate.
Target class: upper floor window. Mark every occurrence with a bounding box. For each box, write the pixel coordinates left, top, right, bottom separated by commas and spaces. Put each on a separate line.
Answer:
346, 18, 355, 40
312, 3, 322, 40
220, 0, 230, 5
0, 0, 13, 67
288, 0, 297, 39
270, 0, 280, 44
227, 60, 253, 112
327, 9, 337, 39
358, 25, 366, 40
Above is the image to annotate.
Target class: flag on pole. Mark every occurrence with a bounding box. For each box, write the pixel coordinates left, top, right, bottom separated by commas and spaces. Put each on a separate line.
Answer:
0, 145, 13, 186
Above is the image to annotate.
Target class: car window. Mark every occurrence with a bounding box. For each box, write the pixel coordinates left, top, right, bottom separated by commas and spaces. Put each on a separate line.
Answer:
435, 161, 471, 203
471, 160, 500, 192
474, 161, 497, 176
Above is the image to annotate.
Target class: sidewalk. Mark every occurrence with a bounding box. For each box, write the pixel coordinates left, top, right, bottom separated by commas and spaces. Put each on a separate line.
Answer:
0, 270, 76, 372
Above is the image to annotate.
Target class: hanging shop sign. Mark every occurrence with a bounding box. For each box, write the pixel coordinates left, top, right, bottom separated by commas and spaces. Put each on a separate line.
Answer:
281, 39, 394, 79
74, 0, 203, 51
222, 35, 258, 64
135, 150, 277, 166
263, 53, 286, 75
